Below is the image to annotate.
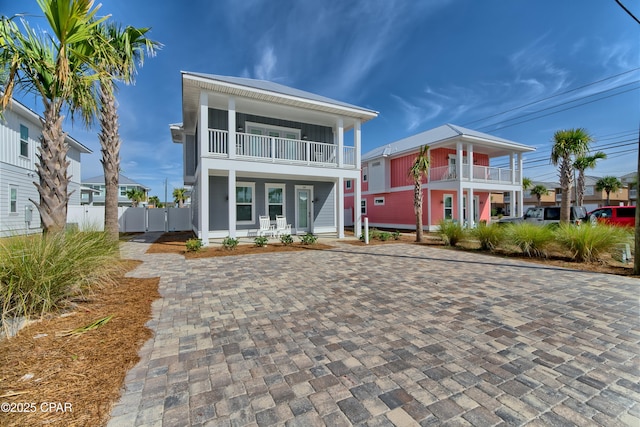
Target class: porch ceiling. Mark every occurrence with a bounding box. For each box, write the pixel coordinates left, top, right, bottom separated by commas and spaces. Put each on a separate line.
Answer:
207, 169, 340, 183
181, 72, 378, 132
430, 137, 536, 158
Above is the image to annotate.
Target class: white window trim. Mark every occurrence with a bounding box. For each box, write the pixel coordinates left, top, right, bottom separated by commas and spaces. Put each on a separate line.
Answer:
361, 199, 367, 215
443, 194, 453, 220
374, 197, 385, 206
9, 185, 18, 214
265, 183, 286, 221
362, 166, 368, 182
245, 121, 301, 140
19, 124, 29, 158
236, 181, 256, 225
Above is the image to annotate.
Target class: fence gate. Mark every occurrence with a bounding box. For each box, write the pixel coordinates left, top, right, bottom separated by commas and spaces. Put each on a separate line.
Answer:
67, 206, 191, 232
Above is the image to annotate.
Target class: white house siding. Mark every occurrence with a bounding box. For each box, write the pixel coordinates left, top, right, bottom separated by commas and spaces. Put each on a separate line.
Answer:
0, 162, 41, 236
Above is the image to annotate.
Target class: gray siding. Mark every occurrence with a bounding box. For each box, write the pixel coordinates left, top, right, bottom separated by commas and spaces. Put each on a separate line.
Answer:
185, 134, 196, 176
208, 177, 335, 232
208, 108, 333, 143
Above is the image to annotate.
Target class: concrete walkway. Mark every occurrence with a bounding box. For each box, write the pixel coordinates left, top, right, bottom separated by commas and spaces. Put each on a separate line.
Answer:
108, 236, 640, 426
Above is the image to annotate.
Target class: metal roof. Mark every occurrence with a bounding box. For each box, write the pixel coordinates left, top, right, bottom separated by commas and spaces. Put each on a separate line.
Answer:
83, 174, 151, 190
363, 124, 535, 160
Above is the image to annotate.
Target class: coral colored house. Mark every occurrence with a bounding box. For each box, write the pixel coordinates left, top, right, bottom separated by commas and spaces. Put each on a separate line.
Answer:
345, 124, 535, 230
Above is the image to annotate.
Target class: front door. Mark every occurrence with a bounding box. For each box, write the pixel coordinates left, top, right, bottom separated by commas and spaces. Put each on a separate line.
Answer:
295, 186, 313, 233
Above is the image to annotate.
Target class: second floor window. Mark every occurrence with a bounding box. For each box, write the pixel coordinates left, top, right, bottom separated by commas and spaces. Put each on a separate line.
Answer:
20, 125, 28, 157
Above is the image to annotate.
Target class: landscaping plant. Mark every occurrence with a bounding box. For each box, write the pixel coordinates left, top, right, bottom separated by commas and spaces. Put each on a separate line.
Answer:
437, 220, 466, 246
221, 236, 239, 250
554, 223, 632, 262
0, 229, 121, 334
300, 233, 318, 245
507, 222, 554, 257
392, 230, 401, 240
280, 234, 294, 246
471, 221, 504, 251
185, 238, 203, 252
254, 236, 269, 247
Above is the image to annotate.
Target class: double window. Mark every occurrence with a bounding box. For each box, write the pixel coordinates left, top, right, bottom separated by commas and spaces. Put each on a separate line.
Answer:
20, 125, 29, 158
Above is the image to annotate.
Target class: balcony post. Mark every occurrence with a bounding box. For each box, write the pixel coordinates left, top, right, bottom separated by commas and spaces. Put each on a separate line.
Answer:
467, 143, 474, 182
199, 92, 208, 155
228, 97, 236, 159
337, 118, 345, 168
510, 153, 515, 184
271, 137, 276, 162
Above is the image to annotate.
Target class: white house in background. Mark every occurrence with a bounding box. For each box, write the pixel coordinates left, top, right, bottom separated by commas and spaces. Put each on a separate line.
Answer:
81, 174, 151, 206
170, 72, 378, 242
0, 98, 91, 236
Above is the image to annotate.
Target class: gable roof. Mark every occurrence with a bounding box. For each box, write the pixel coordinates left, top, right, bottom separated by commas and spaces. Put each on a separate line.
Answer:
83, 174, 151, 190
179, 72, 378, 133
363, 124, 535, 160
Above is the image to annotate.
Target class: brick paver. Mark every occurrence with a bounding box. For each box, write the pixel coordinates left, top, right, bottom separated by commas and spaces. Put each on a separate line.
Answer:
108, 235, 640, 426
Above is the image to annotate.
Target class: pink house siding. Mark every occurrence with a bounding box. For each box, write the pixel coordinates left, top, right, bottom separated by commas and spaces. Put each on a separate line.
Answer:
390, 154, 418, 188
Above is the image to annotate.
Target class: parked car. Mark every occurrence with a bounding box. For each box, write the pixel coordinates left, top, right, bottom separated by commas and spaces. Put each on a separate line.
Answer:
588, 206, 636, 227
499, 206, 588, 226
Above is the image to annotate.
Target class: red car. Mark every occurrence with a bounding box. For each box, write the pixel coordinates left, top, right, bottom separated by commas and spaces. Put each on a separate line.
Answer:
588, 206, 636, 227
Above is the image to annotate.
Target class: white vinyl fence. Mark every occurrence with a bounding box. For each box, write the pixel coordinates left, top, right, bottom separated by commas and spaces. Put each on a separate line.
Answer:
67, 206, 191, 232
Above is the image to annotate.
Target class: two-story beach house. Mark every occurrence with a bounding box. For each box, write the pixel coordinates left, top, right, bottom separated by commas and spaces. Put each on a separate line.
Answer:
81, 174, 151, 207
346, 124, 535, 230
170, 72, 378, 242
0, 98, 91, 236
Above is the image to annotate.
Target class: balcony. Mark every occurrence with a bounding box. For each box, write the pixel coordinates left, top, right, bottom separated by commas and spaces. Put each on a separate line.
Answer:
429, 164, 519, 184
208, 129, 355, 168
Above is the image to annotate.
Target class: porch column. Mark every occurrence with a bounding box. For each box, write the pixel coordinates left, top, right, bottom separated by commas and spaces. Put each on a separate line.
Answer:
228, 97, 236, 159
468, 188, 475, 228
354, 177, 361, 238
467, 143, 474, 182
518, 153, 524, 216
518, 189, 524, 217
337, 177, 344, 238
510, 190, 516, 216
427, 187, 432, 231
517, 152, 523, 185
457, 143, 464, 223
354, 119, 361, 168
510, 153, 515, 184
337, 117, 344, 168
228, 169, 236, 238
199, 92, 209, 159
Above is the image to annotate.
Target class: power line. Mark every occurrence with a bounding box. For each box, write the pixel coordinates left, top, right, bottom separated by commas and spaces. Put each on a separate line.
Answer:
523, 148, 638, 170
614, 0, 640, 25
461, 68, 640, 128
478, 83, 640, 132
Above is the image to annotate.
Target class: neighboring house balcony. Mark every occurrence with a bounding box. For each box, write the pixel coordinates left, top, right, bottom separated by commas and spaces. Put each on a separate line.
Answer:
429, 164, 520, 184
207, 129, 356, 168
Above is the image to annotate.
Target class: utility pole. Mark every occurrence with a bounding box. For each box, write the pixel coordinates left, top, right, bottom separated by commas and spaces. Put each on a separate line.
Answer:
634, 127, 639, 275
164, 178, 168, 208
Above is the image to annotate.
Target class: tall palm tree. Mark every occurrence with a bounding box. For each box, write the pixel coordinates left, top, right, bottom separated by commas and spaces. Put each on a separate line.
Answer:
93, 24, 159, 240
173, 187, 187, 208
529, 184, 549, 206
573, 151, 606, 206
522, 177, 533, 191
550, 128, 593, 223
0, 0, 107, 233
148, 195, 161, 207
408, 145, 430, 242
595, 176, 622, 205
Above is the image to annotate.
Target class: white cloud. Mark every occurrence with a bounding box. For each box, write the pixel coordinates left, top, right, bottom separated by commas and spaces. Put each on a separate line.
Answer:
254, 45, 277, 81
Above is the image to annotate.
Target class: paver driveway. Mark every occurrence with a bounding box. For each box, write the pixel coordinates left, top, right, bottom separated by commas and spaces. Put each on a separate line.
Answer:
109, 236, 640, 426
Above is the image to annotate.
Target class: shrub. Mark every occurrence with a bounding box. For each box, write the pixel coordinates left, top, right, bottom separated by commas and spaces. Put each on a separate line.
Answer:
185, 238, 203, 252
438, 220, 466, 246
280, 234, 294, 246
360, 228, 374, 242
392, 230, 401, 240
299, 233, 318, 245
507, 222, 554, 257
471, 222, 505, 251
254, 236, 269, 247
554, 223, 632, 262
221, 236, 239, 250
378, 231, 392, 241
0, 230, 121, 332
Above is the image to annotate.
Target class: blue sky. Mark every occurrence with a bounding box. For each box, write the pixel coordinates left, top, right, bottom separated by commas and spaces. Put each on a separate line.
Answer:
6, 0, 639, 199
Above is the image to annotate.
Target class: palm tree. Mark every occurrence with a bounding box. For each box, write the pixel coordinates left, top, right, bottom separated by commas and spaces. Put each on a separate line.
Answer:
529, 184, 549, 206
522, 177, 533, 191
550, 128, 593, 223
93, 24, 159, 241
148, 195, 160, 207
595, 176, 622, 205
173, 188, 187, 208
573, 151, 606, 206
0, 0, 108, 233
126, 188, 146, 207
408, 145, 430, 242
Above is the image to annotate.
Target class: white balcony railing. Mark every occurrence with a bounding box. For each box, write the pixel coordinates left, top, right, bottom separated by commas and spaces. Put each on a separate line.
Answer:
429, 164, 519, 184
207, 129, 355, 168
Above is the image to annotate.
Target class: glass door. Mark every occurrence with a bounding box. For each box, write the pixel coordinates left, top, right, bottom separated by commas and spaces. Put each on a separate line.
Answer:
295, 187, 312, 233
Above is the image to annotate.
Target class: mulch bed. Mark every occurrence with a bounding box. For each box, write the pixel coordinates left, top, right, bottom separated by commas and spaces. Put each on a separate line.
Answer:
0, 260, 160, 427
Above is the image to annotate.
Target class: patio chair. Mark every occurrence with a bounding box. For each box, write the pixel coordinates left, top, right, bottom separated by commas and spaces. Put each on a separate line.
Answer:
258, 215, 276, 237
275, 215, 292, 236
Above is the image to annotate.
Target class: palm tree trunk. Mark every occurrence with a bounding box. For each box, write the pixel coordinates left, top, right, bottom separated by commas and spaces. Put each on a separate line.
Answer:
98, 83, 121, 241
576, 171, 585, 206
560, 158, 573, 223
606, 191, 611, 205
414, 181, 423, 242
31, 102, 70, 233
